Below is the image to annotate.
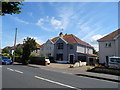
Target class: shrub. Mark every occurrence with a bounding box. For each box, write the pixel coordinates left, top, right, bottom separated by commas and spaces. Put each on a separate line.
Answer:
30, 54, 49, 58
30, 54, 37, 57
87, 67, 94, 71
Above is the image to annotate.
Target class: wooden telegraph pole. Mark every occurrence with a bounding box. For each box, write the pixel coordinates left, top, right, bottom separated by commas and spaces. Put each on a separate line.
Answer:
13, 28, 17, 64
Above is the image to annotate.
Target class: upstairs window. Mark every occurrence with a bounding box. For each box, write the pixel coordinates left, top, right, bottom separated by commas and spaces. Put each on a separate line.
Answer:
70, 44, 73, 49
87, 48, 89, 53
105, 42, 111, 47
57, 43, 63, 49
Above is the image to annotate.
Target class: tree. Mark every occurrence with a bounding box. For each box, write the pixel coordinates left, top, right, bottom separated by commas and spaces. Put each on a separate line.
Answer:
2, 48, 10, 53
14, 48, 23, 57
22, 37, 37, 65
1, 1, 23, 16
2, 48, 12, 58
93, 49, 98, 55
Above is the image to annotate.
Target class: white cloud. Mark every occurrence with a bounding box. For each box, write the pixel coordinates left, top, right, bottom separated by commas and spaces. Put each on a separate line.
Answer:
81, 25, 102, 40
76, 22, 104, 51
76, 23, 102, 51
36, 18, 44, 26
90, 35, 103, 51
50, 17, 62, 29
79, 25, 90, 32
51, 17, 61, 26
36, 16, 63, 31
56, 3, 87, 30
14, 17, 30, 24
91, 35, 103, 41
36, 3, 86, 31
36, 17, 51, 31
77, 22, 113, 51
33, 37, 44, 44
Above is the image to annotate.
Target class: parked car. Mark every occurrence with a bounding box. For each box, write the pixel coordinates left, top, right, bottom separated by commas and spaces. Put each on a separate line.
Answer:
1, 57, 13, 65
108, 56, 120, 69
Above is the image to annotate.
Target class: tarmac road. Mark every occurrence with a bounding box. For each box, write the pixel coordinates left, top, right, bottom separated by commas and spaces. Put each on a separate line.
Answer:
1, 64, 119, 89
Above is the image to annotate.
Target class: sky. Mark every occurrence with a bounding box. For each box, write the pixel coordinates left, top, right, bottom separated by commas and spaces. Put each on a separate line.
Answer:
2, 2, 118, 51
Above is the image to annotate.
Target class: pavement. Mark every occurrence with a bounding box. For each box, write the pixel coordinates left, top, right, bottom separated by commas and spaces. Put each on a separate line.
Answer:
2, 64, 119, 89
27, 63, 120, 83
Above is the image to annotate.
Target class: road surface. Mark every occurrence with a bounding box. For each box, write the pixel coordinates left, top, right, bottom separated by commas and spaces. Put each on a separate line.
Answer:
1, 64, 119, 89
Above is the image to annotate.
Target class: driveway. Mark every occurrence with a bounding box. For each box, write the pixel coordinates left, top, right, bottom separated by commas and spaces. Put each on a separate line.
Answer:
48, 63, 90, 72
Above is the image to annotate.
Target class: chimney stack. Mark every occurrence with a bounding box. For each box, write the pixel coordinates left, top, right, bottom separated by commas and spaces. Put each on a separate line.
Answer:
59, 32, 63, 38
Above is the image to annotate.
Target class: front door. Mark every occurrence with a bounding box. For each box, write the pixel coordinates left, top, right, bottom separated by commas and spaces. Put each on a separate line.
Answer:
106, 56, 109, 66
70, 55, 74, 64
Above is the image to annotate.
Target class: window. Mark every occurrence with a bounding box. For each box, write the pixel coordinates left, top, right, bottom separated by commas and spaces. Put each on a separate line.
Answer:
105, 42, 111, 47
36, 50, 37, 53
56, 54, 63, 61
48, 53, 51, 57
108, 43, 111, 47
70, 45, 73, 49
110, 58, 120, 63
87, 49, 89, 53
78, 56, 86, 62
57, 43, 63, 49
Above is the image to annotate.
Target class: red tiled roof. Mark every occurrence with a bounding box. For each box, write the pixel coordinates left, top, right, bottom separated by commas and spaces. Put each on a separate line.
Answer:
4, 46, 12, 49
78, 52, 97, 57
11, 44, 23, 49
49, 34, 93, 48
98, 28, 120, 41
16, 44, 23, 47
36, 43, 41, 48
51, 37, 59, 43
62, 34, 93, 48
40, 43, 45, 47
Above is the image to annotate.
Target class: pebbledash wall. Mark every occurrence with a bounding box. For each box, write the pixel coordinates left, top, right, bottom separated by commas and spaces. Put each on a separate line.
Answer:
98, 29, 120, 65
54, 38, 69, 62
116, 36, 120, 56
98, 41, 116, 64
54, 37, 94, 64
39, 34, 95, 64
39, 40, 54, 57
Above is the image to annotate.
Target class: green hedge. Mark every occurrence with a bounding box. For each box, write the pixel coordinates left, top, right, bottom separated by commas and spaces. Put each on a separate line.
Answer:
30, 54, 49, 58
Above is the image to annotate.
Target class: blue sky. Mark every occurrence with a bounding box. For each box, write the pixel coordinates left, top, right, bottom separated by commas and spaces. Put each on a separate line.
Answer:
2, 2, 118, 51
